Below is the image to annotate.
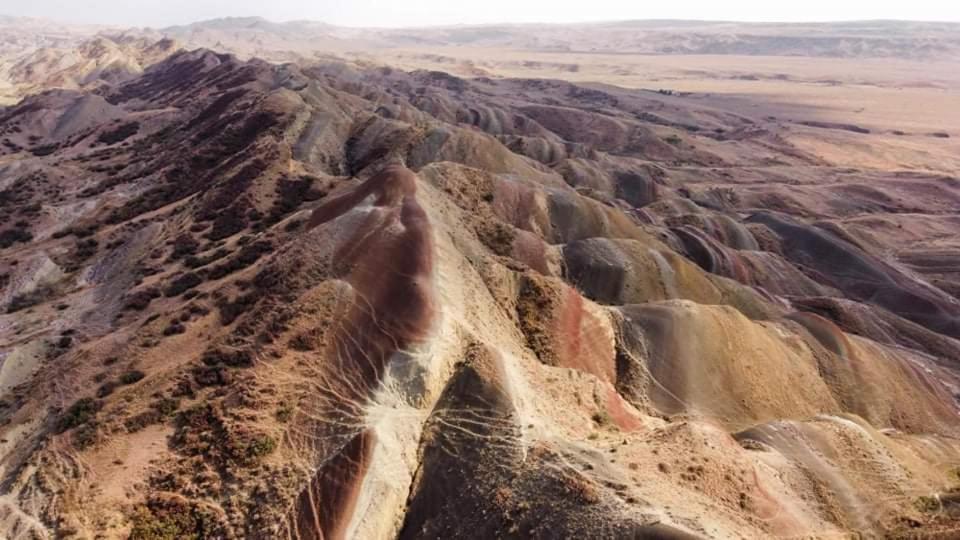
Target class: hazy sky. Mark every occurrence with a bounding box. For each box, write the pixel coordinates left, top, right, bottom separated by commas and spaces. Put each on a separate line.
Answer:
3, 0, 960, 28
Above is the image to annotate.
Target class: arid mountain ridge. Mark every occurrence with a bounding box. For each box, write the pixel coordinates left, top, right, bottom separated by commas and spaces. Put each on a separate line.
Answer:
0, 16, 959, 540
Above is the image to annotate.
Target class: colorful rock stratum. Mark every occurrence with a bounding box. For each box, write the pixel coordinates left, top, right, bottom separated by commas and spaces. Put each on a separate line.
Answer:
0, 28, 960, 540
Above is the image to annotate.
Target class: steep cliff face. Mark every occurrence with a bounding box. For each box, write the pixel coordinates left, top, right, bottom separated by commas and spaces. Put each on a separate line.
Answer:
0, 47, 959, 539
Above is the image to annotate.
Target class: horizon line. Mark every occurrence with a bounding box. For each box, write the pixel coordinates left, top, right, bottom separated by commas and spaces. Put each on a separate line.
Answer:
4, 13, 960, 32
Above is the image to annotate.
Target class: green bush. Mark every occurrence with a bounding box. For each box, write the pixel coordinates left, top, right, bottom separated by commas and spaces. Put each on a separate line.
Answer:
120, 370, 146, 385
664, 134, 683, 146
123, 287, 162, 311
247, 435, 277, 459
96, 381, 119, 397
129, 507, 194, 540
97, 122, 140, 145
275, 403, 294, 422
169, 233, 199, 260
0, 227, 32, 248
56, 398, 101, 433
73, 423, 99, 449
164, 272, 203, 297
162, 321, 186, 336
6, 285, 54, 313
915, 495, 941, 513
153, 398, 180, 417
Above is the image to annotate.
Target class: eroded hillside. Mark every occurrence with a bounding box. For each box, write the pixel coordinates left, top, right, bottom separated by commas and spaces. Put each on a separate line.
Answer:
0, 44, 959, 539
